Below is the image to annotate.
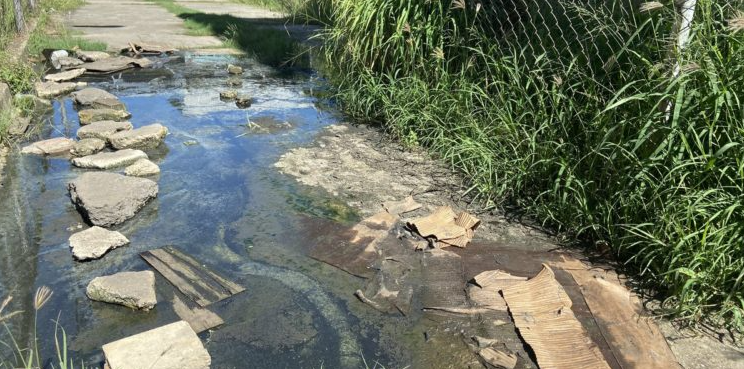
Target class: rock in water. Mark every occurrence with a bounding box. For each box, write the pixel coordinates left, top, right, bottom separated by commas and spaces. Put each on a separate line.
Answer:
72, 88, 126, 110
57, 56, 84, 68
34, 81, 78, 98
125, 158, 160, 176
219, 90, 237, 100
77, 120, 133, 141
69, 226, 129, 260
109, 123, 168, 149
236, 96, 252, 109
86, 271, 156, 310
76, 50, 111, 62
227, 64, 243, 74
44, 68, 86, 82
68, 172, 158, 227
70, 138, 106, 157
78, 108, 131, 125
102, 321, 211, 369
71, 149, 148, 169
21, 137, 75, 156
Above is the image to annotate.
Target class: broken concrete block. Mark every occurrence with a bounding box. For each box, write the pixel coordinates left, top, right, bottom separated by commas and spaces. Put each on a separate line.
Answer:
87, 271, 156, 310
69, 226, 129, 260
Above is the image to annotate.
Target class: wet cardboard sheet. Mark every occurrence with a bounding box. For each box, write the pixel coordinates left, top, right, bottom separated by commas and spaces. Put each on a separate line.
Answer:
420, 249, 468, 310
356, 235, 417, 315
501, 265, 611, 369
408, 206, 480, 248
172, 294, 224, 333
308, 211, 397, 278
141, 247, 245, 307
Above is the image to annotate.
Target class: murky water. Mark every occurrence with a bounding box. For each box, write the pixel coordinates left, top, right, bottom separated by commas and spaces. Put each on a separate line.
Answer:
0, 53, 410, 368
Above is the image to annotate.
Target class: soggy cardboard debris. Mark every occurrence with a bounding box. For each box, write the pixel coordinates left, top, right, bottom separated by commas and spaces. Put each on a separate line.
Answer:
141, 247, 244, 307
356, 243, 416, 315
408, 206, 480, 248
552, 257, 681, 369
420, 248, 468, 310
309, 211, 397, 278
478, 347, 518, 369
172, 295, 224, 334
382, 196, 422, 216
501, 265, 610, 369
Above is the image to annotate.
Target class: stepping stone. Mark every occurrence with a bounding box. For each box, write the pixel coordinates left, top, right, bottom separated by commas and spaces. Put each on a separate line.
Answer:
76, 50, 111, 62
82, 56, 153, 74
77, 120, 133, 141
69, 226, 129, 260
68, 172, 158, 227
219, 90, 237, 100
78, 108, 131, 125
34, 81, 78, 98
109, 123, 168, 149
44, 68, 86, 82
125, 158, 160, 177
86, 271, 156, 310
57, 56, 84, 68
102, 321, 211, 369
72, 149, 148, 169
70, 138, 106, 157
72, 88, 126, 110
21, 137, 75, 156
227, 64, 243, 74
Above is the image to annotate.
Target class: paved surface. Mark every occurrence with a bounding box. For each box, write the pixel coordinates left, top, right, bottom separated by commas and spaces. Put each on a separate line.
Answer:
64, 0, 281, 51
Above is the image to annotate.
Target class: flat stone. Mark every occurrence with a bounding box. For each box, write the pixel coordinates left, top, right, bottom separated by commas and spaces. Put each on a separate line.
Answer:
70, 138, 106, 156
8, 116, 30, 136
236, 95, 252, 109
82, 56, 153, 74
68, 172, 158, 227
109, 123, 168, 149
78, 108, 132, 125
76, 50, 111, 62
86, 271, 156, 309
102, 321, 211, 369
69, 226, 129, 260
58, 56, 85, 68
125, 158, 160, 177
77, 120, 133, 140
219, 90, 237, 100
44, 68, 86, 82
0, 82, 10, 112
21, 137, 75, 155
227, 64, 243, 74
72, 88, 126, 110
72, 149, 148, 169
35, 81, 78, 99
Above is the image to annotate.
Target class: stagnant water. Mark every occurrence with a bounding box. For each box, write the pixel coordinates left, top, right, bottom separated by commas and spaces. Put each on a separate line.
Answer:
0, 53, 429, 368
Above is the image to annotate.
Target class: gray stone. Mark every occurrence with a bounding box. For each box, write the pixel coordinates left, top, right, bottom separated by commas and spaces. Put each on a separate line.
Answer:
102, 321, 210, 369
78, 108, 131, 125
109, 123, 168, 149
125, 158, 160, 177
57, 56, 85, 68
15, 94, 53, 117
72, 149, 148, 169
8, 116, 30, 136
76, 50, 111, 62
227, 64, 243, 74
44, 68, 86, 82
21, 137, 75, 156
236, 95, 252, 109
86, 271, 156, 310
77, 120, 133, 141
68, 172, 158, 227
72, 88, 126, 110
69, 226, 129, 260
0, 82, 10, 113
35, 81, 78, 99
70, 138, 107, 157
219, 90, 237, 100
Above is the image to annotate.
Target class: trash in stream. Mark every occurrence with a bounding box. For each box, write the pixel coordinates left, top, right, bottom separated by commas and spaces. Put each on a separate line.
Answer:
408, 206, 480, 248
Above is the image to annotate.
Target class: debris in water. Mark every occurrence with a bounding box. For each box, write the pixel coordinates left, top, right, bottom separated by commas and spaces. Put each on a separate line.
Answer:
478, 347, 518, 369
141, 247, 245, 307
382, 195, 422, 216
501, 265, 610, 369
121, 42, 177, 56
408, 206, 480, 248
172, 295, 224, 334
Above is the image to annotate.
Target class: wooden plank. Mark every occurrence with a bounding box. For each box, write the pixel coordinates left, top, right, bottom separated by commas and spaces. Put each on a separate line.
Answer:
149, 249, 229, 301
172, 295, 224, 334
165, 247, 245, 295
141, 251, 212, 307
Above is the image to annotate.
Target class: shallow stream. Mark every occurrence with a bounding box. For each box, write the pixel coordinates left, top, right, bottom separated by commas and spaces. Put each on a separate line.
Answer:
0, 53, 418, 368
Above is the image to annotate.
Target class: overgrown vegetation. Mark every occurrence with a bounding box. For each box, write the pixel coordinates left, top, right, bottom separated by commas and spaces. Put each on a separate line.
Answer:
299, 0, 744, 329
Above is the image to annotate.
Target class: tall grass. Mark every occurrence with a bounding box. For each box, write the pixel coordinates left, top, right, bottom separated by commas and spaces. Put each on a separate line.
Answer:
315, 0, 744, 329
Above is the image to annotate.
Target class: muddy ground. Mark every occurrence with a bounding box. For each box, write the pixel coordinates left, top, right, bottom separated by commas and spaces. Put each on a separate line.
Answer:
276, 123, 744, 369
